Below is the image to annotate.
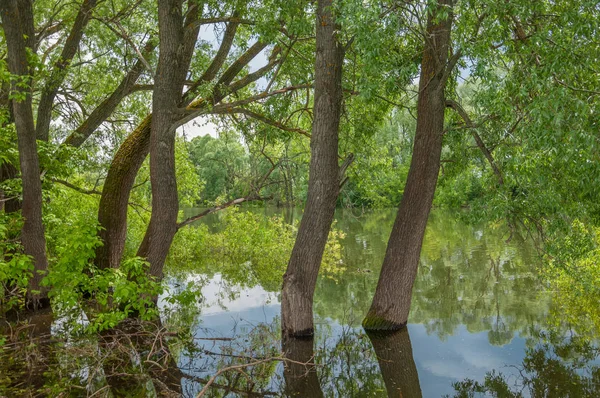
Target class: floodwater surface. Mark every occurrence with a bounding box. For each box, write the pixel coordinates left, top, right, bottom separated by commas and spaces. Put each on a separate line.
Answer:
162, 208, 600, 397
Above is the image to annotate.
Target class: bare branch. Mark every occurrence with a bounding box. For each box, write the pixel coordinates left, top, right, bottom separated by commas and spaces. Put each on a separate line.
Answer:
212, 107, 311, 138
50, 178, 102, 195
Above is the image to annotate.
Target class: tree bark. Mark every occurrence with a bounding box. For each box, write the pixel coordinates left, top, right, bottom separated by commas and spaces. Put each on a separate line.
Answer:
283, 337, 324, 398
0, 0, 49, 306
363, 0, 455, 331
95, 115, 152, 270
366, 328, 422, 398
135, 0, 196, 280
281, 0, 344, 338
0, 0, 32, 216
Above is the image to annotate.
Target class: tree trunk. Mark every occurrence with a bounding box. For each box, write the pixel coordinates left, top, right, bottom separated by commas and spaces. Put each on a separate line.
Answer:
95, 115, 152, 270
363, 1, 455, 331
283, 337, 323, 398
1, 0, 49, 307
135, 0, 193, 280
281, 0, 344, 338
366, 328, 422, 398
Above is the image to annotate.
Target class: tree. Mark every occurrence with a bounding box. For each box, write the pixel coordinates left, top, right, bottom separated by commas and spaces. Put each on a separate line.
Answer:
93, 4, 308, 272
281, 0, 345, 338
363, 0, 458, 331
0, 0, 49, 306
135, 0, 200, 280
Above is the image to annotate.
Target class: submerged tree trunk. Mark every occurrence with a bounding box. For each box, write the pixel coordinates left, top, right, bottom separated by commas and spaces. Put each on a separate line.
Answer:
281, 0, 344, 338
366, 328, 422, 398
363, 0, 455, 331
1, 0, 49, 306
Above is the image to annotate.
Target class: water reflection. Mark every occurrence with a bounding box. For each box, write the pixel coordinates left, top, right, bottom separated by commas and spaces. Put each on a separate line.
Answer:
367, 329, 422, 398
165, 208, 579, 396
283, 338, 323, 398
3, 209, 597, 396
450, 333, 600, 397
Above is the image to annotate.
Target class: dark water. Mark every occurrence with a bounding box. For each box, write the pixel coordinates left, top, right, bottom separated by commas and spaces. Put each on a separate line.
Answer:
162, 208, 600, 397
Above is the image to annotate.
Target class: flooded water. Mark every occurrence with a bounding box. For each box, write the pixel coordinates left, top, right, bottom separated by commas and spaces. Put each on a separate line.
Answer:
162, 208, 600, 397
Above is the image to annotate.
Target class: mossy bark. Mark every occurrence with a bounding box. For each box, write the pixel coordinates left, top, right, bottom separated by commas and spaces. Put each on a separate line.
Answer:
95, 115, 152, 270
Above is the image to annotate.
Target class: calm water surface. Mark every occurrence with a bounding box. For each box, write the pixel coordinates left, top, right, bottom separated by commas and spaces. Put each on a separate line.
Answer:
162, 208, 598, 397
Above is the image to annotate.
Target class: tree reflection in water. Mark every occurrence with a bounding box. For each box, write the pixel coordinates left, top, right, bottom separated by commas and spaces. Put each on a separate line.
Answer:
367, 328, 422, 398
283, 337, 323, 398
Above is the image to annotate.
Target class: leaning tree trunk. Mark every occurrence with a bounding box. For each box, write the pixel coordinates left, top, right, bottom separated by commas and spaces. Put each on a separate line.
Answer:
95, 116, 152, 270
281, 0, 344, 338
366, 328, 422, 397
1, 0, 49, 307
135, 0, 194, 280
363, 0, 455, 331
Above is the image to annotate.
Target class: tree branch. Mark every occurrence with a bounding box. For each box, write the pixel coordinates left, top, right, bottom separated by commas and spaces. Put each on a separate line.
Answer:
446, 99, 504, 185
50, 178, 102, 195
62, 37, 157, 148
217, 41, 269, 88
212, 107, 311, 138
440, 48, 462, 87
338, 153, 354, 189
182, 14, 240, 105
36, 0, 98, 141
177, 196, 271, 229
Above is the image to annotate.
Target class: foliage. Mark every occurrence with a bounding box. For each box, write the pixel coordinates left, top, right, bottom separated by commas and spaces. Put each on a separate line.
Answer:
167, 207, 346, 291
39, 185, 160, 332
188, 131, 248, 204
0, 213, 32, 311
542, 221, 600, 336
